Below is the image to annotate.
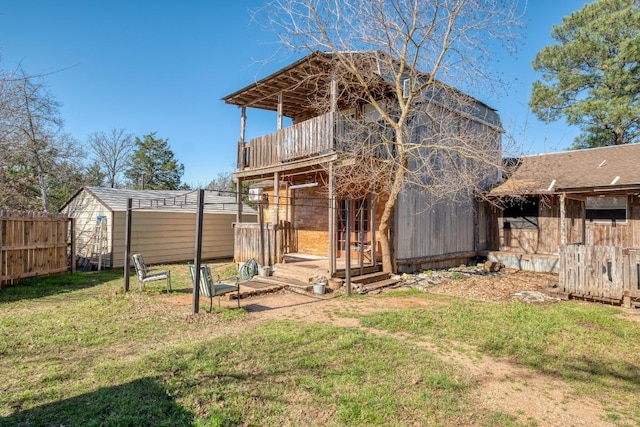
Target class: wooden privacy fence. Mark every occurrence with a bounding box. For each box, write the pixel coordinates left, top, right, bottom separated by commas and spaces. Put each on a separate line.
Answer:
233, 222, 277, 266
559, 244, 640, 307
0, 210, 71, 287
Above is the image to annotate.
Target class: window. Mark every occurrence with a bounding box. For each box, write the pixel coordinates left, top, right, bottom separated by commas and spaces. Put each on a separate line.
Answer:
503, 197, 538, 229
586, 195, 627, 224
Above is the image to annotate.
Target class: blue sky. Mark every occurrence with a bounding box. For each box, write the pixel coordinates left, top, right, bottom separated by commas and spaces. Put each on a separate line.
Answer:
0, 0, 591, 187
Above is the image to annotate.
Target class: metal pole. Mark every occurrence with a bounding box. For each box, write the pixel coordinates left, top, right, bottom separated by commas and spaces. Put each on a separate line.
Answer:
345, 200, 351, 296
123, 198, 132, 292
192, 189, 204, 314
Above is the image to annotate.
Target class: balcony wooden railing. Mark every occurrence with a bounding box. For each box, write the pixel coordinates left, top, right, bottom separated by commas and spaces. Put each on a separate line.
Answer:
236, 111, 397, 171
238, 111, 336, 170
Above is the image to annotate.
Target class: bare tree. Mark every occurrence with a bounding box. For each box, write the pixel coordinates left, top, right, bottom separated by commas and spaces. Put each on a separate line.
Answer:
88, 128, 134, 188
7, 69, 65, 212
259, 0, 522, 272
0, 68, 88, 212
206, 171, 234, 192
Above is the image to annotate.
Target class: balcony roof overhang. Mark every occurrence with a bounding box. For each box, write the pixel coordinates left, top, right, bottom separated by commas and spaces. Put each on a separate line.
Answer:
222, 51, 336, 119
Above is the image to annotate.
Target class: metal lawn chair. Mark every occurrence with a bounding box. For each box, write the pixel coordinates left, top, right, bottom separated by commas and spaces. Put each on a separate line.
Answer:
131, 253, 171, 292
189, 264, 240, 312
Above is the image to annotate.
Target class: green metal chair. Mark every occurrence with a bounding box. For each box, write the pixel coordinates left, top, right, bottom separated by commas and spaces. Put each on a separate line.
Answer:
189, 264, 240, 312
131, 254, 171, 292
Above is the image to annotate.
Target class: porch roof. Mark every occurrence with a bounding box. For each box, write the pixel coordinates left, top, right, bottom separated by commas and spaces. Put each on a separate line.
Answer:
222, 51, 344, 120
490, 144, 640, 196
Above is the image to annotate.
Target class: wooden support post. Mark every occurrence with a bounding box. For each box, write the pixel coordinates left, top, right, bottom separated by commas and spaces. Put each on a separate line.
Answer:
236, 177, 243, 223
330, 75, 337, 113
240, 106, 246, 142
192, 189, 204, 314
277, 92, 283, 130
359, 201, 364, 276
239, 107, 246, 170
345, 200, 352, 296
123, 198, 132, 292
329, 162, 336, 276
274, 172, 280, 264
370, 188, 376, 267
581, 198, 586, 244
560, 193, 567, 246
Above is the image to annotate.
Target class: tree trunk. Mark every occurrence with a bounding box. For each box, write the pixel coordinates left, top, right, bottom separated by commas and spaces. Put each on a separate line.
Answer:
377, 150, 407, 273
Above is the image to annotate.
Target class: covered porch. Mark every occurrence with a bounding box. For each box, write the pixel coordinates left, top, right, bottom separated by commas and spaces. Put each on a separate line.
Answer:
232, 169, 384, 279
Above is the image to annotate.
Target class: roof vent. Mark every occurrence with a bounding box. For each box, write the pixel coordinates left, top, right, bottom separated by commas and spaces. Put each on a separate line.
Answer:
598, 160, 607, 168
610, 176, 620, 185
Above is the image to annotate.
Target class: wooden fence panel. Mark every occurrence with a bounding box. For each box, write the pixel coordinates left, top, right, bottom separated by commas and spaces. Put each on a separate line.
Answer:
233, 223, 277, 265
0, 210, 70, 286
560, 244, 637, 303
626, 249, 640, 298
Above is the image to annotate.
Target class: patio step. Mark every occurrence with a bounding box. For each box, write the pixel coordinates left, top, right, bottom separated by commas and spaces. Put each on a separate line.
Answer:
334, 264, 382, 278
350, 271, 391, 285
271, 263, 329, 283
360, 277, 401, 292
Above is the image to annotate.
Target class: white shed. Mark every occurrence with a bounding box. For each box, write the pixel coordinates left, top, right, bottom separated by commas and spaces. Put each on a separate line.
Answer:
60, 187, 257, 268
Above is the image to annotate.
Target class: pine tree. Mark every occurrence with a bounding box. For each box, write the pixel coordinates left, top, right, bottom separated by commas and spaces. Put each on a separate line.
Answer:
124, 132, 184, 190
530, 0, 640, 148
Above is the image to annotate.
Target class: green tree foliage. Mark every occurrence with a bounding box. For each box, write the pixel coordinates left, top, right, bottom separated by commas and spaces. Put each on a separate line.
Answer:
125, 132, 184, 190
530, 0, 640, 148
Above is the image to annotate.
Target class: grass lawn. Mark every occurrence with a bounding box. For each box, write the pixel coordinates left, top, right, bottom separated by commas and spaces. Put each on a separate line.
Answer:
1, 262, 639, 426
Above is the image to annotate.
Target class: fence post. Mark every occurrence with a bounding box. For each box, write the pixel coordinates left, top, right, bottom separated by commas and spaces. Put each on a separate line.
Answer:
69, 218, 76, 274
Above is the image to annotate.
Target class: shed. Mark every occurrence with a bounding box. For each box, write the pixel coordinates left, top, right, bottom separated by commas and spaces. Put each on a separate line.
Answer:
486, 144, 640, 272
60, 187, 257, 269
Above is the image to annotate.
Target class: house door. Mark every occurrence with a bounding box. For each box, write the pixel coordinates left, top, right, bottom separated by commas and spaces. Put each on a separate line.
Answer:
337, 197, 371, 260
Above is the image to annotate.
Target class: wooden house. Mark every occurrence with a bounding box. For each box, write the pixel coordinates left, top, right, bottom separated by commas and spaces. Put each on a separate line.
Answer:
487, 144, 640, 273
60, 187, 257, 269
223, 51, 503, 275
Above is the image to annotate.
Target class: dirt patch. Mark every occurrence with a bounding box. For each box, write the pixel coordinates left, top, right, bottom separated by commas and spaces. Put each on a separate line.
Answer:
169, 268, 620, 426
400, 268, 562, 303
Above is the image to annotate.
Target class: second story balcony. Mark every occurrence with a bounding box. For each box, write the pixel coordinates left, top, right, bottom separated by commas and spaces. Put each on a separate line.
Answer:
238, 111, 337, 171
237, 111, 395, 172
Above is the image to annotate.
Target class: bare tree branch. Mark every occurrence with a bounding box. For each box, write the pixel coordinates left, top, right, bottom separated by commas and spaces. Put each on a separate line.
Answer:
257, 0, 524, 272
88, 128, 134, 188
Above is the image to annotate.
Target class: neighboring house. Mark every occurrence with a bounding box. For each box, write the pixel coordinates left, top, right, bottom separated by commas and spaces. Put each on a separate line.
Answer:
487, 144, 640, 272
223, 51, 503, 274
60, 187, 257, 269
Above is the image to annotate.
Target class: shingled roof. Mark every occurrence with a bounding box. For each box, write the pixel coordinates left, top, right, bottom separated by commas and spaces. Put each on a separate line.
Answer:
490, 144, 640, 196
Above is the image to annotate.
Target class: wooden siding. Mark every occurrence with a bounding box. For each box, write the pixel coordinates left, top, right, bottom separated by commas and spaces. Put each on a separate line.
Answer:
241, 112, 335, 170
395, 191, 476, 263
477, 201, 500, 251
1, 211, 69, 285
560, 245, 640, 303
500, 195, 640, 255
584, 197, 640, 246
